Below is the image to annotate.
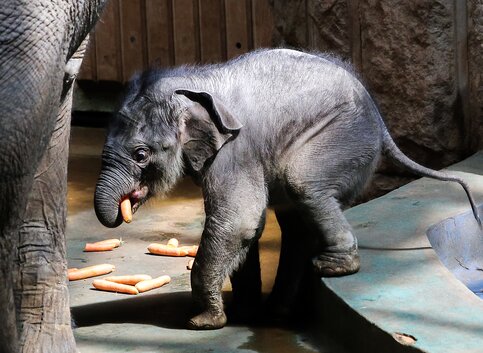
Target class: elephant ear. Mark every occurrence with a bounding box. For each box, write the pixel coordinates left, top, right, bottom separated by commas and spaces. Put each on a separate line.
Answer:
175, 89, 242, 171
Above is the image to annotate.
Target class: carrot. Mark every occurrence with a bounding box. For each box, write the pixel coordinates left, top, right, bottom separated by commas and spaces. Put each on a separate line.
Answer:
84, 238, 123, 252
84, 242, 116, 252
68, 264, 115, 281
120, 197, 132, 223
67, 268, 79, 274
103, 274, 152, 285
94, 238, 123, 247
187, 259, 194, 270
92, 279, 139, 295
135, 275, 171, 293
167, 238, 179, 248
179, 245, 198, 257
148, 243, 189, 257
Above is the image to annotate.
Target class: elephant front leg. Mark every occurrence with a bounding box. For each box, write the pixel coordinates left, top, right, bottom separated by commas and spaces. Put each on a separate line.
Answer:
188, 230, 265, 329
14, 77, 76, 353
188, 222, 234, 330
188, 182, 267, 330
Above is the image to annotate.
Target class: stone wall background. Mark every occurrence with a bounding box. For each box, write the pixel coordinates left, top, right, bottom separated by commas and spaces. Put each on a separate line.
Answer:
270, 0, 483, 200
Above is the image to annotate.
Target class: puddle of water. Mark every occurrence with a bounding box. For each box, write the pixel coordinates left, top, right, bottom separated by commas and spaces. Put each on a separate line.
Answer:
240, 327, 318, 353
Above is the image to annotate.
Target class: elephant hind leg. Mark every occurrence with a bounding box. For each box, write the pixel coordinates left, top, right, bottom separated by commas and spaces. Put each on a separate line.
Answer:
281, 123, 381, 277
283, 150, 370, 277
293, 191, 360, 277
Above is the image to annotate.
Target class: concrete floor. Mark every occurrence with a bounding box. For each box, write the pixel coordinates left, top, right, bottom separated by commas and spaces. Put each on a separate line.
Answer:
67, 126, 346, 353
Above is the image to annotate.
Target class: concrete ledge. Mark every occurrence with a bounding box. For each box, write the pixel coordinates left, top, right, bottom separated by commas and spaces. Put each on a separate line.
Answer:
320, 151, 483, 353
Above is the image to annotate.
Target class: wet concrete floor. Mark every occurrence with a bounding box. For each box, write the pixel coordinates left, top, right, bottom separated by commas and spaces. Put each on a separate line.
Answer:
67, 126, 347, 353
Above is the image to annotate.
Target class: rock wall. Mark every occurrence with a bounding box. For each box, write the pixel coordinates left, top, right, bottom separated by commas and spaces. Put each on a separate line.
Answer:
468, 0, 483, 151
270, 0, 483, 200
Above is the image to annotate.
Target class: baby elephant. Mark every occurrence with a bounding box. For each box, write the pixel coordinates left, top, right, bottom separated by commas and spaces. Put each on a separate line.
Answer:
94, 49, 479, 329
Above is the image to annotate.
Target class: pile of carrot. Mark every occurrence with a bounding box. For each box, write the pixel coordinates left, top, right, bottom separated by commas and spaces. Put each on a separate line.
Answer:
147, 238, 198, 257
84, 238, 123, 252
92, 275, 171, 295
68, 266, 171, 295
68, 237, 197, 295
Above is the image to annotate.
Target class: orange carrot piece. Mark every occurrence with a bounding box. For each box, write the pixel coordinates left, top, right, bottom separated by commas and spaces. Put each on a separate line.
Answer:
148, 243, 189, 257
94, 238, 123, 247
92, 279, 139, 295
84, 242, 116, 252
67, 268, 79, 274
135, 275, 171, 293
179, 245, 198, 257
187, 259, 194, 270
103, 274, 152, 285
68, 264, 115, 281
120, 197, 132, 223
167, 238, 179, 248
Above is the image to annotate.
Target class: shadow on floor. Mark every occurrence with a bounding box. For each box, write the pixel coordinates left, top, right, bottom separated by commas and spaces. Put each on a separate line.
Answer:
72, 291, 194, 330
72, 290, 312, 331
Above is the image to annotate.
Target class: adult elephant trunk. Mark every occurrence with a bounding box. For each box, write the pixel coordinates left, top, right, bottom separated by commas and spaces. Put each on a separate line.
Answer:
94, 159, 136, 228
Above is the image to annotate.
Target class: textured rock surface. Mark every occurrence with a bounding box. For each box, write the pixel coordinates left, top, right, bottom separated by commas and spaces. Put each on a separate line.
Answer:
468, 0, 483, 151
360, 1, 463, 169
306, 0, 351, 58
270, 0, 483, 199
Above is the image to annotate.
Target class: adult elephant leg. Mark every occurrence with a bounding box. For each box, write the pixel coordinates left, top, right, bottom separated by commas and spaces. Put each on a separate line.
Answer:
0, 227, 20, 352
0, 33, 65, 353
0, 2, 106, 351
13, 46, 86, 353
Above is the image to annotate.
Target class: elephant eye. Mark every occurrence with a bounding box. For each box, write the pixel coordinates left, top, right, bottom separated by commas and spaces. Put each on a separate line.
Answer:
133, 148, 149, 163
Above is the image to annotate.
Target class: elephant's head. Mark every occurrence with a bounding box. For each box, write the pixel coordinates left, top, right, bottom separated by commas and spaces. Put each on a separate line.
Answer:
94, 82, 242, 228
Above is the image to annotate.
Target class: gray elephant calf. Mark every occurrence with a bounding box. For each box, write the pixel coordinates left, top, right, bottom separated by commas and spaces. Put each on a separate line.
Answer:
94, 49, 479, 329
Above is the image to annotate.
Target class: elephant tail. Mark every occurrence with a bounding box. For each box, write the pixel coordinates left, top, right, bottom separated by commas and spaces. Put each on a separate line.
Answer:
381, 127, 481, 226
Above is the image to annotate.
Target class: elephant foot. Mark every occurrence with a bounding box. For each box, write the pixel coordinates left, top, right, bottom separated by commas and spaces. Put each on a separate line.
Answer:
187, 309, 227, 330
312, 246, 360, 277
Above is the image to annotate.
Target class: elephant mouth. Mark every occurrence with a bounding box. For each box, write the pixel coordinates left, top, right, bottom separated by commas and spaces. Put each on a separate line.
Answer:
120, 185, 149, 222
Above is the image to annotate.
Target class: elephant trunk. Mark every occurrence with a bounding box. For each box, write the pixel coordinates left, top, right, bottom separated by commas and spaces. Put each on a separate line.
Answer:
94, 164, 134, 228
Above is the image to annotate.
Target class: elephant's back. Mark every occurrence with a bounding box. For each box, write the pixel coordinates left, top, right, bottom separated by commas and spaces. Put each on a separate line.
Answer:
218, 50, 378, 136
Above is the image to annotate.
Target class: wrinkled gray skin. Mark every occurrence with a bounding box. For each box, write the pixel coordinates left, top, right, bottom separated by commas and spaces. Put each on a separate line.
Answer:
95, 49, 480, 330
0, 1, 107, 352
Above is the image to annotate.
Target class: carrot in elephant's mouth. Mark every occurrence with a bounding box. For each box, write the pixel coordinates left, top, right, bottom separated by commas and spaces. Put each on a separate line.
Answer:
120, 197, 132, 223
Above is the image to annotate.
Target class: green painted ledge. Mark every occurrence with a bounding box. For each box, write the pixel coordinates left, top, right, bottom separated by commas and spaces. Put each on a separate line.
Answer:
319, 151, 483, 353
